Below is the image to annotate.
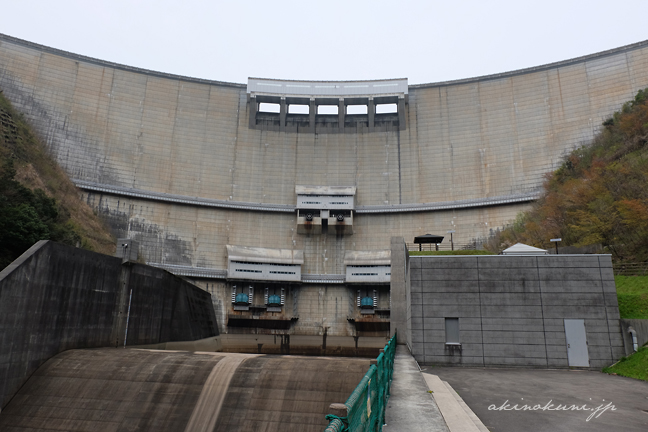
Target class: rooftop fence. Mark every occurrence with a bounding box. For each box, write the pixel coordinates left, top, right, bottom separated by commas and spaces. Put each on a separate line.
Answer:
405, 242, 478, 252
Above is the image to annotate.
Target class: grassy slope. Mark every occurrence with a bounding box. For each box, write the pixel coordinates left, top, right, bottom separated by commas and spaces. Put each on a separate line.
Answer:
615, 275, 648, 319
602, 346, 648, 381
0, 90, 114, 259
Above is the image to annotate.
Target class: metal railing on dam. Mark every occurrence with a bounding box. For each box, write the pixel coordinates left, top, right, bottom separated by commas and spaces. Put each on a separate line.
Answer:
74, 179, 539, 214
324, 333, 397, 432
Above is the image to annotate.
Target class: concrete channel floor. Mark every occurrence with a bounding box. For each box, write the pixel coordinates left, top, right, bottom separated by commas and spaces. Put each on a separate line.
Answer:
385, 345, 487, 432
428, 366, 648, 432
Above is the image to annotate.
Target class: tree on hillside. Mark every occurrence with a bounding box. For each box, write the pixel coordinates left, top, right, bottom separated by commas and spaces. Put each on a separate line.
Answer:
0, 159, 80, 268
487, 88, 648, 262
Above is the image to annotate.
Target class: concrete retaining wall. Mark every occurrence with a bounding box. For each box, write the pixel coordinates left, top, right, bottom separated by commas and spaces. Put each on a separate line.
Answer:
0, 241, 218, 409
620, 319, 648, 355
402, 254, 624, 369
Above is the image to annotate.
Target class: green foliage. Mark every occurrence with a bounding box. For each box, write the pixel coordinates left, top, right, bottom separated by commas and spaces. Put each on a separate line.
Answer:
615, 275, 648, 295
0, 89, 111, 269
603, 345, 648, 381
617, 294, 648, 319
0, 158, 83, 268
0, 202, 49, 248
615, 276, 648, 319
486, 87, 648, 263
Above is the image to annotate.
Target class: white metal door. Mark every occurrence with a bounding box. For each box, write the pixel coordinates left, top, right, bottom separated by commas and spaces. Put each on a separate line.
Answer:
564, 319, 589, 367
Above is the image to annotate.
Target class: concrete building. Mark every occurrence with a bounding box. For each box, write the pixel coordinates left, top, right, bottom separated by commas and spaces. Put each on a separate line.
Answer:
390, 238, 625, 369
1, 33, 647, 337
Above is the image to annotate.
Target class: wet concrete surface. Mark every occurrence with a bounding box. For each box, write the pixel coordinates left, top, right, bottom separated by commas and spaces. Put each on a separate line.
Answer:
427, 367, 648, 432
0, 348, 372, 432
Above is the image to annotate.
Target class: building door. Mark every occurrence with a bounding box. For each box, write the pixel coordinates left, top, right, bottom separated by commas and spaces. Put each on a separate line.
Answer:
564, 319, 589, 367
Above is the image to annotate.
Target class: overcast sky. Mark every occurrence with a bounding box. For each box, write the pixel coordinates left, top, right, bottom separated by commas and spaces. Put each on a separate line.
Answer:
2, 1, 647, 85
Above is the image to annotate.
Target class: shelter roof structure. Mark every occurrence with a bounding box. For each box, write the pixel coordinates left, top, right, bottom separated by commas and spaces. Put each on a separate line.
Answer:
501, 243, 548, 255
414, 234, 445, 244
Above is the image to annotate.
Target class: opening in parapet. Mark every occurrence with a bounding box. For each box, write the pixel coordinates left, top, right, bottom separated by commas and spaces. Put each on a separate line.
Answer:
288, 104, 309, 114
259, 102, 280, 113
318, 105, 338, 115
376, 103, 397, 114
347, 105, 368, 115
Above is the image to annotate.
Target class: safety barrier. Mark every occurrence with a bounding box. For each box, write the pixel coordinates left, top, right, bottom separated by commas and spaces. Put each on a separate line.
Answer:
406, 242, 477, 252
614, 262, 648, 276
324, 333, 397, 432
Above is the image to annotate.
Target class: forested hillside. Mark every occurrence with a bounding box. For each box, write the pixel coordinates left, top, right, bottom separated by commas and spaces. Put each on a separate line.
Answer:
0, 90, 114, 269
487, 88, 648, 263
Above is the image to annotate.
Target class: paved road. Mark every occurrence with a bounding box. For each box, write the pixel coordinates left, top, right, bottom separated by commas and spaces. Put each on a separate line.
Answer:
427, 367, 648, 432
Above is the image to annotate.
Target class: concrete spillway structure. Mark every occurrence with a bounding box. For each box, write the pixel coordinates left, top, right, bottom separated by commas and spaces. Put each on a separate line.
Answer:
0, 349, 371, 432
1, 33, 648, 337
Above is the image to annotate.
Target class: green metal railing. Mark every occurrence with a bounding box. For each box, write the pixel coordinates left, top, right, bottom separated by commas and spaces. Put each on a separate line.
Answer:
324, 333, 397, 432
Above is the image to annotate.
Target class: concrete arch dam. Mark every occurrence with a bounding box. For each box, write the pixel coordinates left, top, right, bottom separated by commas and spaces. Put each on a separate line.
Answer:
0, 348, 371, 432
3, 33, 648, 339
1, 33, 648, 275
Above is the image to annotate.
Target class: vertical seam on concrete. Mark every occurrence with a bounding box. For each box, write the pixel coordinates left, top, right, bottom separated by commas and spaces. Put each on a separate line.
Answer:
477, 257, 484, 367
230, 92, 243, 205
421, 274, 425, 363
183, 354, 259, 432
397, 130, 402, 205
100, 69, 117, 182
599, 256, 614, 362
537, 256, 549, 367
166, 81, 181, 192
132, 75, 146, 189
624, 52, 635, 98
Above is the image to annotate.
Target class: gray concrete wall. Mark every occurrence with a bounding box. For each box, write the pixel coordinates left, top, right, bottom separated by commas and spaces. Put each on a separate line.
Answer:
620, 319, 648, 355
0, 241, 218, 409
406, 255, 623, 369
390, 237, 411, 346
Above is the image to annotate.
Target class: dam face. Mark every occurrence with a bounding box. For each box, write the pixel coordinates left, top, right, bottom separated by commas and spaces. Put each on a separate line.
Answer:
1, 33, 648, 337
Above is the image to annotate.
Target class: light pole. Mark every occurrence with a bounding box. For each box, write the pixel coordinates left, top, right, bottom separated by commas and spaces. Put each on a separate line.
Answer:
550, 238, 561, 255
447, 230, 456, 251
